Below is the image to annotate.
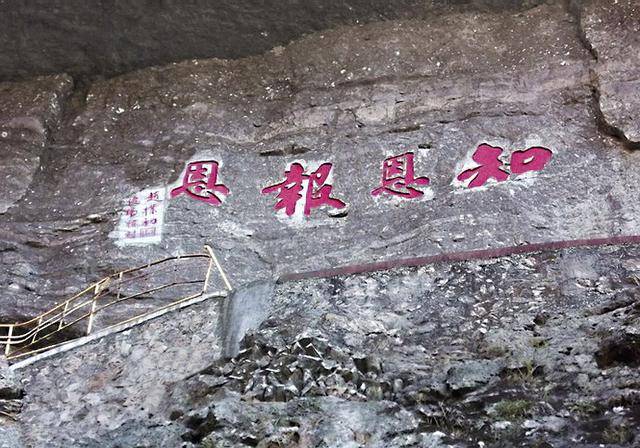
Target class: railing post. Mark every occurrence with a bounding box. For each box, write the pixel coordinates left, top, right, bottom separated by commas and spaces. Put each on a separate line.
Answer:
87, 296, 98, 335
204, 245, 232, 291
1, 248, 232, 361
4, 325, 13, 357
116, 272, 123, 301
58, 301, 69, 330
203, 250, 215, 293
31, 316, 42, 344
87, 282, 101, 335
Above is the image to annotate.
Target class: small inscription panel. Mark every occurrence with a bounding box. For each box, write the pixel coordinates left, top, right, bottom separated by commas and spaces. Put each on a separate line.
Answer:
115, 187, 166, 246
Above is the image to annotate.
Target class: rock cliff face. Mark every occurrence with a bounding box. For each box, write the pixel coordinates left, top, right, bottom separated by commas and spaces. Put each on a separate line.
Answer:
9, 243, 640, 447
2, 0, 640, 446
2, 0, 640, 324
0, 0, 546, 81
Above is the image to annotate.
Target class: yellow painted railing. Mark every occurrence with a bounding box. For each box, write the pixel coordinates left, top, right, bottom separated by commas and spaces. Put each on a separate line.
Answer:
0, 245, 231, 361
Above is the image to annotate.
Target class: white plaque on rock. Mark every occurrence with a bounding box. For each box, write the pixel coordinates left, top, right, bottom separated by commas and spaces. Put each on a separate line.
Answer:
114, 187, 166, 246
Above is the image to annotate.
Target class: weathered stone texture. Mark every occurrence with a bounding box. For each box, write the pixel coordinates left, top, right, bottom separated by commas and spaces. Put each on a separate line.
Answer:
17, 296, 225, 448
4, 2, 639, 325
580, 0, 640, 146
161, 244, 640, 446
1, 1, 640, 446
0, 74, 75, 323
13, 243, 640, 447
0, 0, 545, 81
0, 358, 22, 448
0, 74, 72, 214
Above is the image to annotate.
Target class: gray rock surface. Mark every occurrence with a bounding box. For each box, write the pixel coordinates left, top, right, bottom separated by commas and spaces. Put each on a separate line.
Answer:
16, 295, 225, 448
0, 426, 22, 448
0, 0, 544, 81
0, 75, 72, 214
3, 1, 640, 325
0, 358, 20, 398
161, 243, 640, 446
0, 359, 22, 448
0, 74, 74, 322
220, 280, 275, 357
12, 243, 640, 447
2, 1, 640, 447
580, 0, 640, 147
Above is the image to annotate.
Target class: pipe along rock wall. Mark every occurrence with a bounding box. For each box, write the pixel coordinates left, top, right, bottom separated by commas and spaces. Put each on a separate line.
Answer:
2, 0, 640, 446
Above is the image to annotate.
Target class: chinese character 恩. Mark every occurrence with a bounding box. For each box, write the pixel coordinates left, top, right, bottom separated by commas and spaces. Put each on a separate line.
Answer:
371, 152, 430, 199
171, 161, 230, 205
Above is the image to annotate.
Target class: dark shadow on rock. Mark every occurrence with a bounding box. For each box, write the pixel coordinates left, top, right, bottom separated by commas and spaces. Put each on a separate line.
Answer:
219, 280, 275, 358
595, 333, 640, 368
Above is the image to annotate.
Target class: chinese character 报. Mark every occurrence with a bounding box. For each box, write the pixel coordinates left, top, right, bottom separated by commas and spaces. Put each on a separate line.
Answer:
262, 162, 346, 216
371, 152, 430, 199
171, 161, 230, 205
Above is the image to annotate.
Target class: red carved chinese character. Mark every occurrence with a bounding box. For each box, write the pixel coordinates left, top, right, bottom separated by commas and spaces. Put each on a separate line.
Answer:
171, 161, 230, 205
510, 147, 553, 175
262, 162, 346, 216
125, 207, 137, 217
144, 204, 157, 216
371, 152, 430, 199
126, 219, 137, 228
146, 191, 160, 202
128, 196, 140, 207
457, 143, 509, 188
125, 230, 137, 239
143, 218, 158, 227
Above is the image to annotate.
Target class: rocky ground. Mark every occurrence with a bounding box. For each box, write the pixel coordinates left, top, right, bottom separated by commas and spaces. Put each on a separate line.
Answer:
2, 243, 639, 447
0, 359, 22, 448
164, 243, 640, 447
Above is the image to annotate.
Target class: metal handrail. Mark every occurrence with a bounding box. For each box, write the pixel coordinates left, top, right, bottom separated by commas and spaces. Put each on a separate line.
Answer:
0, 245, 231, 360
2, 253, 210, 329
